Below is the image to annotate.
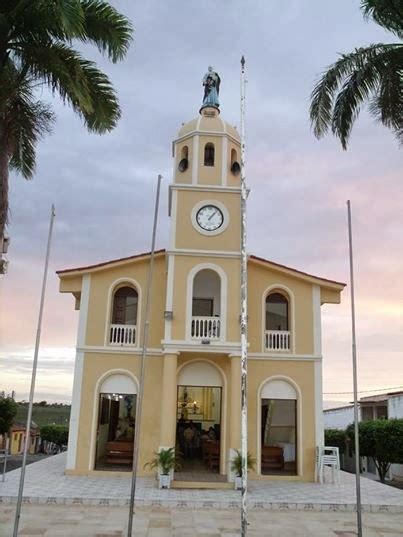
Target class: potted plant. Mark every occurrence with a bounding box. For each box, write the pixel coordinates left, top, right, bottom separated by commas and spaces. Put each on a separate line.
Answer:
230, 449, 256, 490
144, 447, 181, 489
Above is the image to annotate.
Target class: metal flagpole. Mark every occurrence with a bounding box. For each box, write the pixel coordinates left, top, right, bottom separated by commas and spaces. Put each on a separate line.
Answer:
13, 204, 56, 537
347, 200, 363, 537
240, 55, 248, 537
127, 174, 162, 537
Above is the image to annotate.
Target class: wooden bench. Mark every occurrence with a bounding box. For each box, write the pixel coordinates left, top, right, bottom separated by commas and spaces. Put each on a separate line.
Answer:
261, 446, 284, 471
105, 441, 134, 465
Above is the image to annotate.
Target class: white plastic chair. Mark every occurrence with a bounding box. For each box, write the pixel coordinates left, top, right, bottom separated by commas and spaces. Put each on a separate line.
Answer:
317, 446, 340, 484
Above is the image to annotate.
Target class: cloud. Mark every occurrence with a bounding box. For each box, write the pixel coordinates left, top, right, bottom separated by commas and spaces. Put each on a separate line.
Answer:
1, 0, 402, 402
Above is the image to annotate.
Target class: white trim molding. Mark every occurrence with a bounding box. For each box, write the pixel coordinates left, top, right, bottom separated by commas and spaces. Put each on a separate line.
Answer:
312, 284, 322, 356
185, 262, 228, 341
169, 189, 178, 249
164, 254, 175, 341
77, 345, 162, 355
167, 248, 241, 258
190, 199, 230, 237
66, 274, 91, 470
103, 277, 142, 347
261, 284, 296, 354
89, 369, 139, 471
170, 184, 241, 194
221, 136, 228, 186
314, 359, 324, 448
256, 375, 303, 477
192, 134, 199, 184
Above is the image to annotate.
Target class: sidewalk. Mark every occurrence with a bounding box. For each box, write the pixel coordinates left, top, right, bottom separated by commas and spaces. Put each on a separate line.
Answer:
1, 504, 403, 536
1, 453, 402, 513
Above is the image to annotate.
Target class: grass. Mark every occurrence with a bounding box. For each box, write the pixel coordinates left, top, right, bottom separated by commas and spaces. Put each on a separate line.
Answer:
15, 403, 71, 429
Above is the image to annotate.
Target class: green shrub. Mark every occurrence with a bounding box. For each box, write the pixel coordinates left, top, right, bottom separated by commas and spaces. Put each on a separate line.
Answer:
40, 425, 69, 447
0, 397, 18, 436
324, 429, 346, 454
346, 419, 403, 482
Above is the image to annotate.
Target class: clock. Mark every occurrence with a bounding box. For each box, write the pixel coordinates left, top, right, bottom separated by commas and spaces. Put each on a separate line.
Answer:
196, 204, 224, 231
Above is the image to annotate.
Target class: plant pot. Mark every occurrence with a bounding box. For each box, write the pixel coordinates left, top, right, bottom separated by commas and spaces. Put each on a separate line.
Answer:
234, 476, 243, 490
159, 474, 171, 489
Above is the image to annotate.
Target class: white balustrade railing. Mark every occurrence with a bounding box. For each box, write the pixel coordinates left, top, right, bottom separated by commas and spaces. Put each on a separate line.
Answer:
109, 324, 137, 346
265, 330, 290, 351
191, 316, 221, 340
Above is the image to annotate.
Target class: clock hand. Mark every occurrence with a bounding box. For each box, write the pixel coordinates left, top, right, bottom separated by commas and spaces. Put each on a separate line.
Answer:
208, 209, 217, 221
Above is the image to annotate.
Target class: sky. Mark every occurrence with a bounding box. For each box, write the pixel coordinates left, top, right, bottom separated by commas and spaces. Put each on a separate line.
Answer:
0, 0, 402, 406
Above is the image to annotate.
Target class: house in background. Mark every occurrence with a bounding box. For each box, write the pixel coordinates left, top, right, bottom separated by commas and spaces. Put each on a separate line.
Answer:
324, 391, 403, 481
9, 421, 40, 455
57, 73, 344, 483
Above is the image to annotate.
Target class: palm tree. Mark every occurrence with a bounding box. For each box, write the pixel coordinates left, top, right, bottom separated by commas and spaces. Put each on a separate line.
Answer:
310, 0, 402, 149
0, 0, 133, 260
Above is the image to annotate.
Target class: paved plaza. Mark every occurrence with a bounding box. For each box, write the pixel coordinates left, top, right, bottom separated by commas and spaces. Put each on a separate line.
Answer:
1, 453, 402, 513
1, 504, 403, 536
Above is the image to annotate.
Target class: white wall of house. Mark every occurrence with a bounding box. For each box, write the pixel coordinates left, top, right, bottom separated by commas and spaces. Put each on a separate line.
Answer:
324, 406, 354, 430
388, 394, 403, 481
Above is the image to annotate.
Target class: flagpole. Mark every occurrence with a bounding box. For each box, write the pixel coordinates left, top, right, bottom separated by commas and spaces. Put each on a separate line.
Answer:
347, 200, 362, 537
127, 174, 162, 537
13, 204, 56, 537
240, 55, 248, 537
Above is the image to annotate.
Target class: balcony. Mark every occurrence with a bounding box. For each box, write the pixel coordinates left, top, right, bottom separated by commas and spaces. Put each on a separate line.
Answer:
109, 324, 137, 346
265, 330, 290, 351
191, 316, 221, 340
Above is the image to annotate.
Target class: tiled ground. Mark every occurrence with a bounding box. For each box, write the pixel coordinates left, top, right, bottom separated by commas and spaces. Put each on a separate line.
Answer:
0, 453, 402, 514
1, 504, 403, 536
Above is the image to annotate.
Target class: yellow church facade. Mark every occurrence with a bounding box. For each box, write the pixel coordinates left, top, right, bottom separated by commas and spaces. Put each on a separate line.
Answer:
58, 103, 344, 482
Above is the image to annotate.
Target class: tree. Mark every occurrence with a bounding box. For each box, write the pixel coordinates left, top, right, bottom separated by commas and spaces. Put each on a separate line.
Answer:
0, 396, 18, 447
40, 424, 69, 447
347, 419, 403, 482
324, 428, 347, 455
0, 0, 133, 251
310, 0, 403, 149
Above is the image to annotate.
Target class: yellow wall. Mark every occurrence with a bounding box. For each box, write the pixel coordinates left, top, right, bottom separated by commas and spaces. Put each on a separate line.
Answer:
248, 261, 314, 354
85, 255, 166, 348
174, 190, 241, 252
75, 352, 163, 473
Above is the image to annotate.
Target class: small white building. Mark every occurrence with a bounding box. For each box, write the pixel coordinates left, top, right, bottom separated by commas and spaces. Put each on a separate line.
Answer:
323, 391, 403, 481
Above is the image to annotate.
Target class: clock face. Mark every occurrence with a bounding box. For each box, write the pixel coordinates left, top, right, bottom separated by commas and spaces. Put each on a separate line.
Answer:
196, 204, 224, 231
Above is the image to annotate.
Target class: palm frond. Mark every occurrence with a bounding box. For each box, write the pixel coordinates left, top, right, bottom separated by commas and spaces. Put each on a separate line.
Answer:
7, 94, 55, 179
81, 0, 133, 62
369, 47, 403, 144
12, 41, 120, 132
310, 44, 401, 148
361, 0, 403, 38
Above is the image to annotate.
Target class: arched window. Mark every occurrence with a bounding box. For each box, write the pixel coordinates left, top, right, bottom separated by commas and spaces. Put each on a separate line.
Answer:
230, 148, 240, 175
191, 269, 221, 339
266, 292, 289, 331
112, 286, 138, 325
204, 143, 215, 166
178, 145, 188, 172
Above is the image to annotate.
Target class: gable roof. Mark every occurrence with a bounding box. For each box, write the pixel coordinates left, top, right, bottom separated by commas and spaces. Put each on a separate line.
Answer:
57, 249, 345, 289
56, 249, 166, 276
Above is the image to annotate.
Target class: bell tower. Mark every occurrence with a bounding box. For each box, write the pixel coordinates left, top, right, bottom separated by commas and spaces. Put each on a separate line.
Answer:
163, 68, 243, 350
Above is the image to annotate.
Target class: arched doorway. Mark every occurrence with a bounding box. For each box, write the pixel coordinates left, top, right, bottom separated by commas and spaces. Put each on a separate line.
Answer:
94, 373, 137, 471
259, 378, 298, 476
176, 361, 225, 481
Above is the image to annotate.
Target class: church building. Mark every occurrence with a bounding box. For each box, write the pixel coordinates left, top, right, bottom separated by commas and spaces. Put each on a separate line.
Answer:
57, 70, 344, 482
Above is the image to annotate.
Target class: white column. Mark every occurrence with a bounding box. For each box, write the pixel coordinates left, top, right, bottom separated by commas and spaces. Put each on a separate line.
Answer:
66, 274, 91, 470
192, 135, 199, 184
313, 285, 324, 448
221, 136, 228, 186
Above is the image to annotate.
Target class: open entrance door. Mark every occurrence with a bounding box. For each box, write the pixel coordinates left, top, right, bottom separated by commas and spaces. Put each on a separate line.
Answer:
175, 385, 224, 481
95, 393, 136, 471
261, 398, 297, 475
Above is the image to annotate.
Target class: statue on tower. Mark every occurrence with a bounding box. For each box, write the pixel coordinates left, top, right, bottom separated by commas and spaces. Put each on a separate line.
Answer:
202, 66, 220, 108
